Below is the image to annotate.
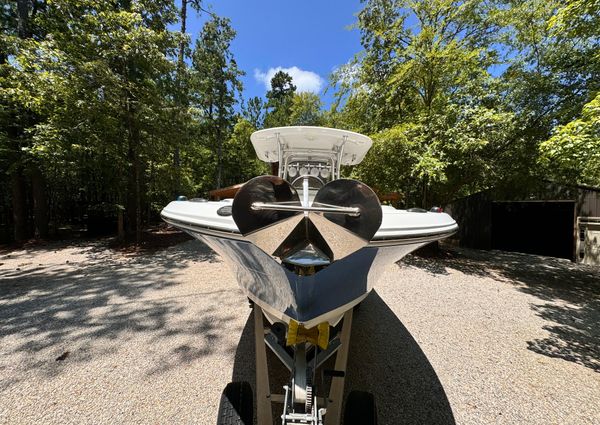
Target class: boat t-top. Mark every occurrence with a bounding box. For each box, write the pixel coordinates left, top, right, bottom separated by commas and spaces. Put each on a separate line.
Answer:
161, 126, 457, 425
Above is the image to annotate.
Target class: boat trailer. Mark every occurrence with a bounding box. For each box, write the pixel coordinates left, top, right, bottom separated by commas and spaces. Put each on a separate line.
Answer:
216, 304, 377, 425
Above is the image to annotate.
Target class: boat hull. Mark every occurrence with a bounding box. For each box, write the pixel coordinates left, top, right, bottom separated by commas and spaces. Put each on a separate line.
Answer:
188, 230, 428, 328
161, 197, 457, 328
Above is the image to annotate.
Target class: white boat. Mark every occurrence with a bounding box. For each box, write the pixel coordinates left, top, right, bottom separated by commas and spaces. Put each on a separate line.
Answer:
161, 126, 457, 425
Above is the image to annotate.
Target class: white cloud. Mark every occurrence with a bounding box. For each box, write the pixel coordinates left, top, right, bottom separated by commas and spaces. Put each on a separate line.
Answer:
254, 66, 324, 93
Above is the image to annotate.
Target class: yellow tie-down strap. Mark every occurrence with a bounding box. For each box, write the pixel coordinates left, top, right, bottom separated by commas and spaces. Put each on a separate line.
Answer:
287, 320, 330, 350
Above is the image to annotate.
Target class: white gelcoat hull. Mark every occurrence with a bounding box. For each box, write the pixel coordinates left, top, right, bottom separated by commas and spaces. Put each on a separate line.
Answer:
189, 231, 428, 328
162, 199, 457, 328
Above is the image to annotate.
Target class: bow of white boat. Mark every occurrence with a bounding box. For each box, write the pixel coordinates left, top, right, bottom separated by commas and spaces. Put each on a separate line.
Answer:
373, 205, 458, 243
161, 199, 457, 244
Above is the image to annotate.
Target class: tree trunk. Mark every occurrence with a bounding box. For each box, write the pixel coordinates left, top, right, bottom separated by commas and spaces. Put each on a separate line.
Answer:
126, 93, 143, 244
173, 0, 188, 188
117, 209, 125, 243
422, 176, 428, 208
30, 165, 49, 238
135, 156, 142, 244
10, 170, 27, 242
126, 145, 137, 240
12, 0, 31, 242
16, 0, 30, 38
216, 94, 225, 189
178, 0, 188, 72
216, 129, 223, 189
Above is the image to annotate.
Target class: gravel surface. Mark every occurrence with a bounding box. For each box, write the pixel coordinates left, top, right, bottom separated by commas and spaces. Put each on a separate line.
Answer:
1, 239, 599, 424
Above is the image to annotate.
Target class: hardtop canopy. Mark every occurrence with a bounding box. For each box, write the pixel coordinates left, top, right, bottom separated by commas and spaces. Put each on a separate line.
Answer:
250, 126, 373, 165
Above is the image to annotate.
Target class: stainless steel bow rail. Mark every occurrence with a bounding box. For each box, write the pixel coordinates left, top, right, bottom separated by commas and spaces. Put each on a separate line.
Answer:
251, 202, 361, 217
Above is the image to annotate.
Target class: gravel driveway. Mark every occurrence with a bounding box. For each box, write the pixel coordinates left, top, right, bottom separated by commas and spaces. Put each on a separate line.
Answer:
1, 239, 599, 424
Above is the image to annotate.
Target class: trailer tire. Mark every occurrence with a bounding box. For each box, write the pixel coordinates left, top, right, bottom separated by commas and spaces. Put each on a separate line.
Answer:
343, 390, 377, 425
216, 381, 253, 425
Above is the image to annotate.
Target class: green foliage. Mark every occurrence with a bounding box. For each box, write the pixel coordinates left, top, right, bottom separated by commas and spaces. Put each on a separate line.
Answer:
0, 0, 247, 241
34, 0, 182, 217
332, 0, 600, 205
261, 73, 323, 128
549, 0, 600, 40
222, 117, 269, 186
266, 71, 297, 103
243, 96, 266, 128
1, 0, 599, 242
264, 71, 296, 128
353, 104, 518, 204
335, 0, 510, 205
540, 93, 600, 186
288, 93, 324, 126
536, 0, 600, 187
190, 15, 244, 190
352, 124, 423, 197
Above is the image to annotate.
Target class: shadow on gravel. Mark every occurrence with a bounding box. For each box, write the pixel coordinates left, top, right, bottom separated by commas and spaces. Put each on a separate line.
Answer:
402, 247, 600, 372
231, 291, 456, 425
0, 240, 220, 390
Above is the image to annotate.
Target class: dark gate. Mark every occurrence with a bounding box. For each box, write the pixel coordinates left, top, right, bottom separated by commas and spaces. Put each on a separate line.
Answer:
491, 201, 575, 259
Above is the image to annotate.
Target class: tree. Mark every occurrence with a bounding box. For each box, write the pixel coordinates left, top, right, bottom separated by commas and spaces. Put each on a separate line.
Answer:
351, 124, 423, 202
548, 0, 600, 42
332, 0, 600, 205
1, 0, 188, 243
264, 71, 296, 128
266, 71, 297, 104
496, 0, 599, 182
289, 92, 324, 126
221, 117, 269, 186
0, 1, 250, 243
243, 96, 266, 128
337, 0, 513, 205
1, 0, 48, 240
190, 16, 244, 190
539, 93, 600, 186
262, 72, 325, 128
537, 0, 600, 186
173, 0, 203, 182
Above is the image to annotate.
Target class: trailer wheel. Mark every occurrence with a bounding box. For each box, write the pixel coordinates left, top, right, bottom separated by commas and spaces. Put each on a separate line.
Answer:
343, 390, 377, 425
216, 381, 253, 425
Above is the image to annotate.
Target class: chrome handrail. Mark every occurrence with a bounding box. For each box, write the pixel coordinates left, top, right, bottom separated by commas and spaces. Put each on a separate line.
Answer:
251, 201, 360, 217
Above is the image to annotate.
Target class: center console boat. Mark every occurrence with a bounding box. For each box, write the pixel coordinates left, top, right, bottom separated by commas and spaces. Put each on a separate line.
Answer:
161, 126, 457, 425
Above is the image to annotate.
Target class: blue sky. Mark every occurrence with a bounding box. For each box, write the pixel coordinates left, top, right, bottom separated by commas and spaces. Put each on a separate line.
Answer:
183, 0, 365, 108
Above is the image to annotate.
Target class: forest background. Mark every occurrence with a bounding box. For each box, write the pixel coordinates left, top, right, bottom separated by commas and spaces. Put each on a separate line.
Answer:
1, 0, 598, 243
